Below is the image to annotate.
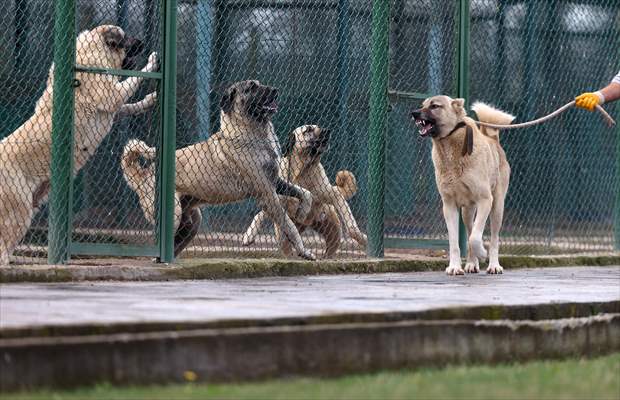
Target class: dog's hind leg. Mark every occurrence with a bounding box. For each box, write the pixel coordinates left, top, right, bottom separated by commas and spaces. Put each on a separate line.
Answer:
487, 193, 506, 274
242, 210, 267, 246
326, 186, 367, 247
259, 189, 315, 261
173, 195, 203, 257
462, 205, 479, 273
470, 196, 491, 262
311, 206, 342, 258
442, 200, 464, 275
277, 223, 300, 258
0, 184, 34, 265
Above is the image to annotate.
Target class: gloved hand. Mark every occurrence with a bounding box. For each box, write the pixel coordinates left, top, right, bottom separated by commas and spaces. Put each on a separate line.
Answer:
575, 91, 604, 111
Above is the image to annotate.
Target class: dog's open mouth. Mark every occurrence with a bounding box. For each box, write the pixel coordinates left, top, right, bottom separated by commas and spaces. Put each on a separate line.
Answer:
262, 99, 278, 114
414, 117, 436, 137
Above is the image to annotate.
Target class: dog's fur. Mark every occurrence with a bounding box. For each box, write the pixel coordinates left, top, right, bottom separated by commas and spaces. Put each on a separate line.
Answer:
241, 125, 367, 258
411, 95, 515, 275
0, 25, 158, 265
122, 80, 317, 260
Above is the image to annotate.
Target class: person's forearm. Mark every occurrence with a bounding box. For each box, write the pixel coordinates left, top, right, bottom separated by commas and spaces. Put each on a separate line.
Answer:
599, 82, 620, 104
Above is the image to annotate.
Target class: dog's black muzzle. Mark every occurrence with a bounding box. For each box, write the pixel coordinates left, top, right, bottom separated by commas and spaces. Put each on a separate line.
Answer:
309, 129, 331, 156
121, 37, 145, 70
249, 85, 279, 121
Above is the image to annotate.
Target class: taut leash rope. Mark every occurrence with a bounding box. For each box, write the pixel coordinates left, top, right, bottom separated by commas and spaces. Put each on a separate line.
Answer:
475, 101, 616, 129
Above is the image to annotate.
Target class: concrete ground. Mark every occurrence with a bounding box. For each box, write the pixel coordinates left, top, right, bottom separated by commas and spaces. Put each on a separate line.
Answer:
1, 265, 619, 390
2, 266, 619, 330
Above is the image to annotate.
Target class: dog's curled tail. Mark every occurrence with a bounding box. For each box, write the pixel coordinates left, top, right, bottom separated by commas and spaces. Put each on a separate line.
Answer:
121, 139, 157, 226
121, 140, 156, 182
335, 170, 357, 200
471, 102, 515, 138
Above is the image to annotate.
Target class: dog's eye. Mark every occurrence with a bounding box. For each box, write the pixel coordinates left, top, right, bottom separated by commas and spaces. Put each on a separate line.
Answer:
429, 104, 440, 109
248, 81, 258, 90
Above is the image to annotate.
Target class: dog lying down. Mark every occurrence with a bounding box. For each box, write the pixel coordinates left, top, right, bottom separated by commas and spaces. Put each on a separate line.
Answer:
411, 96, 515, 275
242, 125, 367, 258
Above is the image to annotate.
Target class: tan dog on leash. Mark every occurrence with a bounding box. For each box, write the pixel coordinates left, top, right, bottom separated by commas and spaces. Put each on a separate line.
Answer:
411, 96, 515, 275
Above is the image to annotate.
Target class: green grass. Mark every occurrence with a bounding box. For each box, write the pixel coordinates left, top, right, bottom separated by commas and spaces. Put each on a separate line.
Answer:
6, 353, 620, 400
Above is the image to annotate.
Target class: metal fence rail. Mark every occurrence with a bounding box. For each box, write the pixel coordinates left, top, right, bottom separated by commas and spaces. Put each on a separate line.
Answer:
0, 0, 618, 265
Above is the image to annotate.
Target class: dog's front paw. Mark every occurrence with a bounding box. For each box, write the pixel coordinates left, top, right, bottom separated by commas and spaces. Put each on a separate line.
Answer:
445, 265, 464, 275
469, 237, 488, 260
299, 249, 316, 261
464, 260, 479, 273
486, 264, 503, 274
294, 190, 313, 223
143, 91, 157, 106
143, 52, 159, 72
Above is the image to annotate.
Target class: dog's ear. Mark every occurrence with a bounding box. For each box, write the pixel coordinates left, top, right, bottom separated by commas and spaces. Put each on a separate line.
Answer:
452, 98, 466, 115
220, 86, 236, 114
282, 130, 296, 157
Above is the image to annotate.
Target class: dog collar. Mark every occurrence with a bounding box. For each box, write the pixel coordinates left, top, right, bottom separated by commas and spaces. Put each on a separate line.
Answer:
440, 121, 473, 157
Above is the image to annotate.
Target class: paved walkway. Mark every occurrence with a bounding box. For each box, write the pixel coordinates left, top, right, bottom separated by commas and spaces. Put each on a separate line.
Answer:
1, 266, 619, 329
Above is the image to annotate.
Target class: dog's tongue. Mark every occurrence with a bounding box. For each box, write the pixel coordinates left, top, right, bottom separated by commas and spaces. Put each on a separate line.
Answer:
415, 119, 433, 136
420, 124, 432, 136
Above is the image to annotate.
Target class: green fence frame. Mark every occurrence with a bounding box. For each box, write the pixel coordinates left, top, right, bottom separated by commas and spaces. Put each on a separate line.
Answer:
381, 0, 470, 255
367, 0, 389, 258
46, 0, 620, 263
45, 0, 484, 263
616, 42, 620, 252
616, 105, 620, 251
48, 0, 178, 263
48, 0, 77, 264
456, 0, 470, 257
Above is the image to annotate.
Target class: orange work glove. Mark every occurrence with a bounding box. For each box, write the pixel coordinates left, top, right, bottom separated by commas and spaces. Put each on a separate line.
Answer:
575, 91, 604, 111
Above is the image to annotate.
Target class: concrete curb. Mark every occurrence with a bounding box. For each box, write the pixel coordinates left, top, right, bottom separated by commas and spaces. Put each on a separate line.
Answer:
2, 301, 618, 339
2, 313, 618, 391
1, 254, 619, 283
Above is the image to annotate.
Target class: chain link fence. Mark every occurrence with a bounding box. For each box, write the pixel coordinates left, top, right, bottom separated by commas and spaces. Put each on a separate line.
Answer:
0, 0, 618, 265
0, 0, 163, 264
387, 0, 619, 255
469, 0, 619, 254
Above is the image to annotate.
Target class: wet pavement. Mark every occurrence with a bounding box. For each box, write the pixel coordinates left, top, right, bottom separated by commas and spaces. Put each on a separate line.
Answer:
1, 266, 619, 329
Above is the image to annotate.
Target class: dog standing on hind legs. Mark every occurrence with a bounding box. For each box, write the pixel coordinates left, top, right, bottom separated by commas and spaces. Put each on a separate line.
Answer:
411, 96, 515, 275
242, 124, 367, 258
0, 25, 158, 265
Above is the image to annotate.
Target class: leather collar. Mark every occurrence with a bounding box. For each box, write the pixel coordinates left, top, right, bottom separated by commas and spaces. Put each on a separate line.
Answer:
439, 121, 473, 156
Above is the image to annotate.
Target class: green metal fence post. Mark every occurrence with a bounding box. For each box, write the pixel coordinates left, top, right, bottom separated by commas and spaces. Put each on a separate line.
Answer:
336, 0, 351, 157
456, 0, 469, 258
616, 117, 620, 251
367, 0, 389, 258
48, 0, 76, 264
158, 0, 177, 263
615, 44, 620, 252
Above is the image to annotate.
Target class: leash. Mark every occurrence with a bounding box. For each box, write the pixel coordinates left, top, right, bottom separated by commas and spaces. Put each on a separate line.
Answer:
474, 101, 616, 129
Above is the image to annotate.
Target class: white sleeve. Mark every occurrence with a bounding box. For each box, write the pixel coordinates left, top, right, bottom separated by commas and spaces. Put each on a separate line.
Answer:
613, 71, 620, 85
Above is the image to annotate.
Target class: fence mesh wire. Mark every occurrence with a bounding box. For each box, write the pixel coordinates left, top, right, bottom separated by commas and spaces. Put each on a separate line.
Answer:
0, 0, 162, 264
0, 0, 618, 265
